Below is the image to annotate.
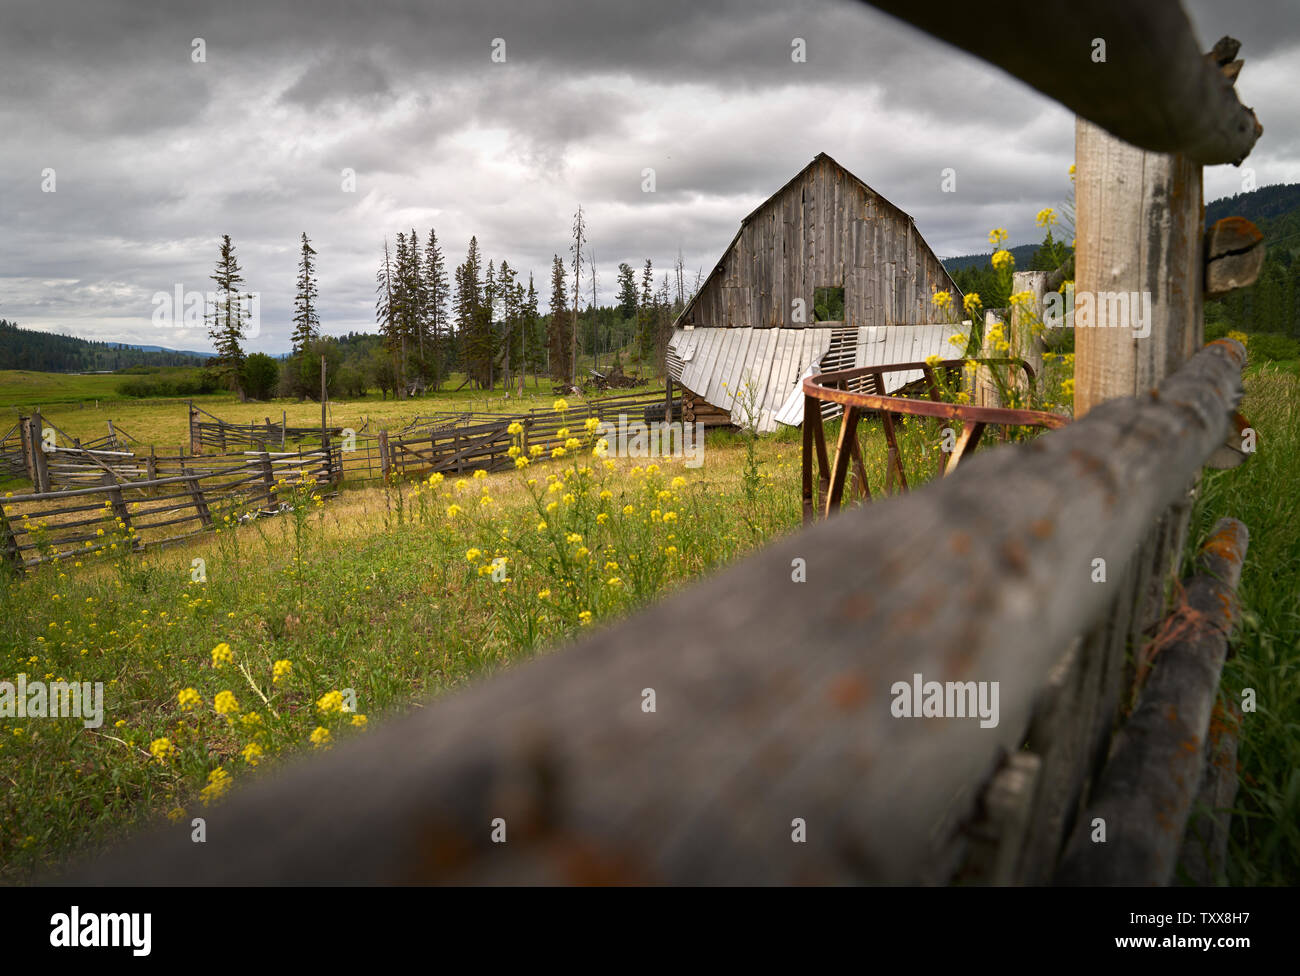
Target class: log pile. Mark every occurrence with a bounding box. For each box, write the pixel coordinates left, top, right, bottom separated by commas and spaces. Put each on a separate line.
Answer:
680, 391, 735, 427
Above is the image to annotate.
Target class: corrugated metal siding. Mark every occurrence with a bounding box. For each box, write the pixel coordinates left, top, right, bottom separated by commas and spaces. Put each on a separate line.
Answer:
671, 326, 832, 432
769, 322, 967, 428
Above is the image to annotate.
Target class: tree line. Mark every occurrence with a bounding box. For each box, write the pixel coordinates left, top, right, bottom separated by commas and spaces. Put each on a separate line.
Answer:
0, 320, 210, 372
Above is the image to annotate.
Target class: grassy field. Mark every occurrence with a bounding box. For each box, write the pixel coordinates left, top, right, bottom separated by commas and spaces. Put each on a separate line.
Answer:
1, 368, 661, 463
0, 371, 131, 411
0, 363, 1295, 884
0, 425, 816, 881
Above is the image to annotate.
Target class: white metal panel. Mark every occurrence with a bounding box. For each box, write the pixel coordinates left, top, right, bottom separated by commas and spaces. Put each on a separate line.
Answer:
771, 322, 965, 428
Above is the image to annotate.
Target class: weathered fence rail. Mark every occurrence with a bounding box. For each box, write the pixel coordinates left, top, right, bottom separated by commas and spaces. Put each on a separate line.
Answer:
65, 340, 1248, 883
1, 450, 331, 571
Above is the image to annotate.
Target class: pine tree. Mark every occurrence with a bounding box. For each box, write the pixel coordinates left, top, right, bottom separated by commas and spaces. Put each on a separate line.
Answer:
548, 254, 570, 383
405, 228, 427, 382
525, 273, 540, 388
424, 228, 449, 389
391, 232, 411, 396
484, 260, 497, 388
458, 237, 495, 389
497, 259, 517, 390
291, 232, 320, 355
207, 234, 250, 400
617, 262, 638, 320
570, 205, 587, 384
375, 238, 400, 394
638, 258, 655, 364
656, 273, 673, 370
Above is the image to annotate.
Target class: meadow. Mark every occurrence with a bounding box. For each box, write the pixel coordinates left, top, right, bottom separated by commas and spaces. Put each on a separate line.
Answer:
2, 368, 660, 457
0, 362, 1295, 884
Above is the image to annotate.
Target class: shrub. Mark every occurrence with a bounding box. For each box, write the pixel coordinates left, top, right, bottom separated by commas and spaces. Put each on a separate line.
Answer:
241, 353, 280, 401
1244, 332, 1300, 363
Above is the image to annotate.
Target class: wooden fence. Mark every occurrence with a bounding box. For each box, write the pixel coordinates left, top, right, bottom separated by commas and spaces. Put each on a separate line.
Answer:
59, 0, 1267, 883
1, 450, 330, 571
2, 391, 685, 569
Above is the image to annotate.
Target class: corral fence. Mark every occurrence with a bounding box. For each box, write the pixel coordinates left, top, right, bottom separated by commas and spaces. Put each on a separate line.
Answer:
2, 390, 681, 570
64, 0, 1266, 884
2, 449, 331, 571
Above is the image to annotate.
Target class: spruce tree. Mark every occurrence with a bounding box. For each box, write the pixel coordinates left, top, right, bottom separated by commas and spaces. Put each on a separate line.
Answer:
525, 273, 540, 388
207, 234, 250, 400
548, 255, 570, 384
404, 228, 426, 379
375, 238, 400, 391
617, 262, 638, 320
638, 259, 655, 364
291, 232, 320, 354
424, 228, 448, 389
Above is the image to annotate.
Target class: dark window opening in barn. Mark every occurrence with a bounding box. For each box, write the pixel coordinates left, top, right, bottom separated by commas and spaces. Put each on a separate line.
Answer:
813, 286, 845, 323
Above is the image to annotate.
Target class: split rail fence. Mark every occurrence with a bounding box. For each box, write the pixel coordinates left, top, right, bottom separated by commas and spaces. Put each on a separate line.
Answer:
63, 0, 1267, 884
2, 391, 679, 571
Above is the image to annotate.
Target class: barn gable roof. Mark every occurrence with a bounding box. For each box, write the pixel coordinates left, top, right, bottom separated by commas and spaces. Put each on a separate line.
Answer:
673, 152, 959, 329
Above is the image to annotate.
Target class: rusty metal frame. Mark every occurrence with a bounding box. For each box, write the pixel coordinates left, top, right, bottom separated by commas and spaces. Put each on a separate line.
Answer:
801, 357, 1069, 523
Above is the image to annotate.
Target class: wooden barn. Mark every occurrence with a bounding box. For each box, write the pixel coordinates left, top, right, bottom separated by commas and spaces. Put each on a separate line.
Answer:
667, 153, 965, 431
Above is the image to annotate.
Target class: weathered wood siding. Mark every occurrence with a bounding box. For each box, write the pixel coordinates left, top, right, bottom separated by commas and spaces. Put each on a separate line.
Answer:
678, 155, 960, 330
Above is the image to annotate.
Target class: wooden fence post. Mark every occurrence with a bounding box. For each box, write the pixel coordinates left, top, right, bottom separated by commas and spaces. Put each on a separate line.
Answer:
0, 504, 23, 575
1074, 119, 1203, 416
188, 401, 202, 456
18, 415, 35, 488
1010, 269, 1048, 400
260, 452, 276, 507
101, 472, 134, 549
183, 468, 213, 529
31, 410, 51, 493
1074, 114, 1206, 642
378, 431, 390, 480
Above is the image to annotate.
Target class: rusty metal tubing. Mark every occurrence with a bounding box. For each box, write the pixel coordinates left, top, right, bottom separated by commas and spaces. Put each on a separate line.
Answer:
803, 358, 1071, 522
802, 358, 1069, 431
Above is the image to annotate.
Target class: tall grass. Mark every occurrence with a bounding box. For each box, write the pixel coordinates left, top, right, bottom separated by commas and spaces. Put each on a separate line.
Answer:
1186, 364, 1300, 884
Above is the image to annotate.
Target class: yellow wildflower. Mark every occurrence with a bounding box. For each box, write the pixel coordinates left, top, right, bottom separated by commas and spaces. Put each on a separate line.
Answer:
199, 767, 231, 806
177, 687, 202, 711
149, 737, 174, 763
210, 642, 233, 669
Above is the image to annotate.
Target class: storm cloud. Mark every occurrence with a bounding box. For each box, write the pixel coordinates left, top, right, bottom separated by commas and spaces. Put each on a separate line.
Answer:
1, 0, 1295, 351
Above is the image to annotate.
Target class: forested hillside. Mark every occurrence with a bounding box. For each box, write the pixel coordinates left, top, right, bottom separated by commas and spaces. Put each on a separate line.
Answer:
0, 320, 210, 372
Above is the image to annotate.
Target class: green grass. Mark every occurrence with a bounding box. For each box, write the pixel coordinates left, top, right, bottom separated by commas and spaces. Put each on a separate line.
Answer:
0, 433, 804, 881
1, 361, 1293, 884
0, 371, 133, 411
1185, 364, 1300, 884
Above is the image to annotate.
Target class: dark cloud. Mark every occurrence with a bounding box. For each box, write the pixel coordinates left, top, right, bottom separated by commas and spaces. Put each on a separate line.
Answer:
0, 0, 1295, 350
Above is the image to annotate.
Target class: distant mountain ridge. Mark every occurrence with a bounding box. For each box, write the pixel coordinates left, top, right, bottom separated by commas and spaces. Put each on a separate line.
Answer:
942, 183, 1300, 273
941, 243, 1040, 273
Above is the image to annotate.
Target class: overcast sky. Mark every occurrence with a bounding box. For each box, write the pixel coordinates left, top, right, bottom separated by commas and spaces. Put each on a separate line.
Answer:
2, 0, 1297, 354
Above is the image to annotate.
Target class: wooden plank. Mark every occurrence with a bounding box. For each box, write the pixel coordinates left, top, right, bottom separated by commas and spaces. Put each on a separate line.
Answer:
1056, 519, 1249, 884
861, 1, 1260, 164
1074, 118, 1204, 416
